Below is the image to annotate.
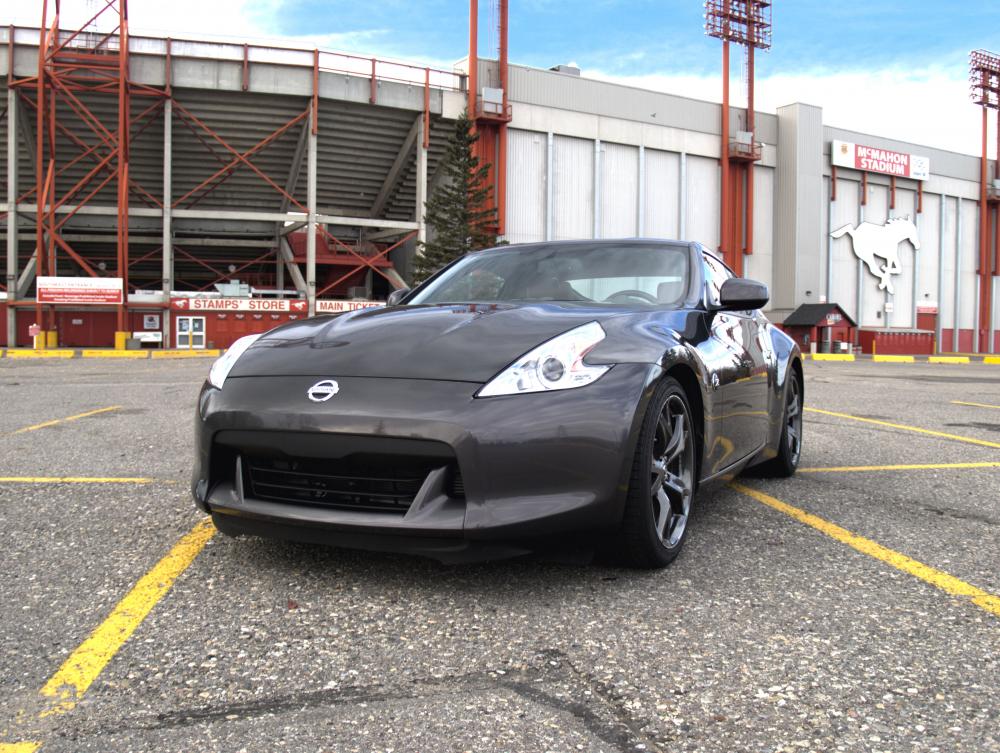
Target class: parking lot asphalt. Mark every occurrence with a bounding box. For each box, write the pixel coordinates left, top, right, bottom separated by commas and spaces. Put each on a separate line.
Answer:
0, 358, 998, 753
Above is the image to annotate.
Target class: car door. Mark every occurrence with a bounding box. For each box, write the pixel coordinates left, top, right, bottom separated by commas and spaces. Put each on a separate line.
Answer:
702, 252, 769, 466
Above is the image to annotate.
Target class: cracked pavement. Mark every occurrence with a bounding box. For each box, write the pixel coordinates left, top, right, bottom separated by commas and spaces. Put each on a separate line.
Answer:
1, 357, 998, 752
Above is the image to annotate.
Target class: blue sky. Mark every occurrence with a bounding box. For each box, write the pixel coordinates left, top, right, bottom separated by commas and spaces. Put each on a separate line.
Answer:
9, 1, 1000, 154
267, 0, 996, 79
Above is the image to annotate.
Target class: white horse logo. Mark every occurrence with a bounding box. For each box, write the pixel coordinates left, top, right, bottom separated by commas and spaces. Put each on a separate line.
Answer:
830, 217, 919, 295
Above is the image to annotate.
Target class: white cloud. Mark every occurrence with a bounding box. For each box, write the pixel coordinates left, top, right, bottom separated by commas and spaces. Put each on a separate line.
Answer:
585, 64, 990, 158
8, 0, 390, 61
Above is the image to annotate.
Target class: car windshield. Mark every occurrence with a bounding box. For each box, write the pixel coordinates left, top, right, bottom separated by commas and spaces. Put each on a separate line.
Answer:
407, 243, 691, 306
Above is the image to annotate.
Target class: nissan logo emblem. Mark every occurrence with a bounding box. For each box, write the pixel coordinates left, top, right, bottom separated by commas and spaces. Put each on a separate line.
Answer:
306, 379, 340, 402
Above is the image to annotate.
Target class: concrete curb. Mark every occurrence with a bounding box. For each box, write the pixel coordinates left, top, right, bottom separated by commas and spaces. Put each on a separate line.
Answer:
802, 353, 996, 364
0, 348, 222, 360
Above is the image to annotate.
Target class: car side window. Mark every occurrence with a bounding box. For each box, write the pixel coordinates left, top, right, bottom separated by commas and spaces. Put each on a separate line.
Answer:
702, 252, 733, 308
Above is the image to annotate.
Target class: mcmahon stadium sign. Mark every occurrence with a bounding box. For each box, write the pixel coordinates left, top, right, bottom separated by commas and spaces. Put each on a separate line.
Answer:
831, 139, 930, 181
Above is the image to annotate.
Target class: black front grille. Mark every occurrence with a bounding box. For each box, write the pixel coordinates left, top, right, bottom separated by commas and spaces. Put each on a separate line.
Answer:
243, 455, 439, 513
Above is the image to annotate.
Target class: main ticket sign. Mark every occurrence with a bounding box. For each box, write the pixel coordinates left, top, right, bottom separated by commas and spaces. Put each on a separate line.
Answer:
169, 297, 384, 313
831, 140, 930, 181
37, 276, 124, 305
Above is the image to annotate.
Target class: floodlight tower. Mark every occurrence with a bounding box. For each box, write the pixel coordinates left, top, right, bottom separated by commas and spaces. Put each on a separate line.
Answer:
970, 50, 1000, 354
468, 0, 511, 237
705, 0, 771, 276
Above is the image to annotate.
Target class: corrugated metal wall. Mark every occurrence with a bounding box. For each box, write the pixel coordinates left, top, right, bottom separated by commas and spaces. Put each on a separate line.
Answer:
599, 142, 638, 238
642, 149, 680, 239
826, 177, 984, 337
551, 135, 593, 241
505, 129, 547, 244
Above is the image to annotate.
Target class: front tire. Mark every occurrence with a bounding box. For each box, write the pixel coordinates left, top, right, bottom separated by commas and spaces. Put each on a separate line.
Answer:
617, 377, 696, 569
756, 372, 803, 478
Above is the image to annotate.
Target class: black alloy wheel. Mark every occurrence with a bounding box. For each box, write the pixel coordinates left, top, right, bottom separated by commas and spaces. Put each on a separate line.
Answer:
755, 371, 803, 478
618, 377, 697, 569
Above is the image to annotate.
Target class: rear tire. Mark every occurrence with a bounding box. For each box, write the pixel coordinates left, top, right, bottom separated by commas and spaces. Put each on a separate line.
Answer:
616, 377, 696, 569
755, 371, 803, 478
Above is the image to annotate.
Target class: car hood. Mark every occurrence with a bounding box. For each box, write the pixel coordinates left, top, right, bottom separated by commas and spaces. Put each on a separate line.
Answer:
228, 303, 627, 383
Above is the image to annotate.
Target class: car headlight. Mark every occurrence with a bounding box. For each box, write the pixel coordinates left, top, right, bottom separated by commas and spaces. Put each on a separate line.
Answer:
476, 321, 611, 397
208, 333, 262, 389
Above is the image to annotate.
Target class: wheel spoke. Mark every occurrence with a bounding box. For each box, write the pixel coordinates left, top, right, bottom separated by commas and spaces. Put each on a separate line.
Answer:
663, 471, 687, 499
663, 415, 685, 463
654, 487, 671, 537
787, 399, 799, 419
650, 457, 666, 495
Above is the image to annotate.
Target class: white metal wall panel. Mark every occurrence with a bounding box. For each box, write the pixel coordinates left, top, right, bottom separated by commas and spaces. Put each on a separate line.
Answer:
744, 166, 774, 294
552, 135, 594, 241
940, 196, 958, 334
916, 192, 941, 315
599, 142, 638, 238
642, 148, 679, 239
959, 199, 979, 330
888, 188, 916, 328
858, 184, 889, 327
685, 155, 718, 250
505, 129, 547, 245
829, 178, 859, 318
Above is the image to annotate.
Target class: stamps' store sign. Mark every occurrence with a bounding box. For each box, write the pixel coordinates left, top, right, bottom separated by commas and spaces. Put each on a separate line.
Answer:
170, 297, 384, 313
37, 276, 123, 305
832, 140, 930, 181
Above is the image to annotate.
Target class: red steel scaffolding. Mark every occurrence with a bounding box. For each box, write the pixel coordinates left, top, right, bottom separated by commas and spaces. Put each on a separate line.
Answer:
970, 49, 1000, 353
705, 0, 771, 276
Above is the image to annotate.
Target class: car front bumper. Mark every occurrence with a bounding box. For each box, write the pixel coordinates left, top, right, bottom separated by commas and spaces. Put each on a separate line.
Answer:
192, 363, 659, 560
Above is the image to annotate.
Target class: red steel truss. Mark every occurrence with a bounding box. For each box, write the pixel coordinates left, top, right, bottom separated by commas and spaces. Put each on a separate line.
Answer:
468, 0, 510, 237
970, 49, 1000, 353
705, 1, 771, 275
9, 0, 167, 339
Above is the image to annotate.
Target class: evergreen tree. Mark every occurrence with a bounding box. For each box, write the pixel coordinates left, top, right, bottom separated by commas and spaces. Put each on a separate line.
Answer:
413, 112, 498, 283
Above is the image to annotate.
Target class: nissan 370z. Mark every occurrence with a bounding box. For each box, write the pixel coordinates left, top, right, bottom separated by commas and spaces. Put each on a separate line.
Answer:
192, 240, 803, 568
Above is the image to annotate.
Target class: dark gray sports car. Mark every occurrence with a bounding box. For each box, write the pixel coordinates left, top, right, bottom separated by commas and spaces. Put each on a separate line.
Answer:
192, 240, 802, 568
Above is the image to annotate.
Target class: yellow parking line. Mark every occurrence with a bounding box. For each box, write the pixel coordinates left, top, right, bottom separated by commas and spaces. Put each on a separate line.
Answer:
0, 743, 41, 752
804, 407, 1000, 449
37, 517, 216, 718
951, 400, 1000, 410
799, 462, 1000, 473
12, 406, 120, 435
730, 482, 1000, 618
80, 350, 149, 359
810, 353, 855, 362
0, 477, 160, 484
4, 350, 74, 359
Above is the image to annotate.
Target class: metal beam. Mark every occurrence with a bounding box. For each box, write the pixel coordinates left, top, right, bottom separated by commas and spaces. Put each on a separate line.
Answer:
16, 256, 35, 298
1, 233, 276, 248
316, 214, 419, 230
416, 114, 428, 246
306, 110, 317, 316
279, 119, 309, 213
162, 98, 173, 335
371, 115, 420, 218
278, 236, 308, 295
5, 88, 17, 346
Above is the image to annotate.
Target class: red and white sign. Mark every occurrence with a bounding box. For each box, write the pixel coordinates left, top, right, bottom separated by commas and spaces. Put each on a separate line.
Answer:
37, 276, 123, 305
169, 297, 384, 314
171, 297, 308, 312
832, 140, 929, 181
316, 299, 384, 314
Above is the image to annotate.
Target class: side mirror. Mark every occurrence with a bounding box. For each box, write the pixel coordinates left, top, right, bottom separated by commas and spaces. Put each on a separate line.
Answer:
718, 278, 769, 311
386, 287, 411, 306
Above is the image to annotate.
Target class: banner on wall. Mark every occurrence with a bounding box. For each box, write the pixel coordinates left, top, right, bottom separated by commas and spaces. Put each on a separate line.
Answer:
37, 276, 124, 305
169, 297, 384, 313
831, 140, 930, 181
